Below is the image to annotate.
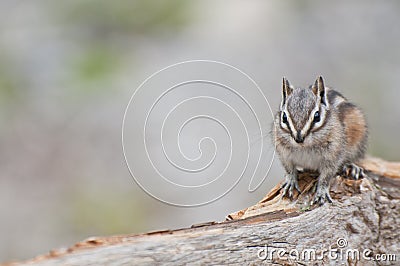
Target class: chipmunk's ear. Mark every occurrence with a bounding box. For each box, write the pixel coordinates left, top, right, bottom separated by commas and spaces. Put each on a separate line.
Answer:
312, 76, 328, 107
282, 77, 293, 104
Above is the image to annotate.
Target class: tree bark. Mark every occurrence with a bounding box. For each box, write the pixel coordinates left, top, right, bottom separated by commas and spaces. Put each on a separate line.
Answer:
10, 157, 400, 266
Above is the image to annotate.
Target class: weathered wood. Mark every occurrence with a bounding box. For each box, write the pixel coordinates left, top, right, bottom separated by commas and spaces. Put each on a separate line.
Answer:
9, 157, 400, 266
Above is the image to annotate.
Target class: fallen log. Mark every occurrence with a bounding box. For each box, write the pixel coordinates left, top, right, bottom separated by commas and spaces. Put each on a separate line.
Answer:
9, 157, 400, 266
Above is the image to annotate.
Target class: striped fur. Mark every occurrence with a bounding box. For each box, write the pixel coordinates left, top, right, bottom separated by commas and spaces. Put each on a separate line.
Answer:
273, 76, 368, 205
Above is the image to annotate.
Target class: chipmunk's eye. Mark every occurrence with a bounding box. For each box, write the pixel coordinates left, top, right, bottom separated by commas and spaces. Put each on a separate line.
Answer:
282, 112, 288, 124
313, 111, 320, 123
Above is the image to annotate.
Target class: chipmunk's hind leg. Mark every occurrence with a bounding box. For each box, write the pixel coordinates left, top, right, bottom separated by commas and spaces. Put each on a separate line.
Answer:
342, 163, 365, 180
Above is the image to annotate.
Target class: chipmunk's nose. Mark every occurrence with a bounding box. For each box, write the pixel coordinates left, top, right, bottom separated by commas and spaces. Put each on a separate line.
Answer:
295, 131, 304, 143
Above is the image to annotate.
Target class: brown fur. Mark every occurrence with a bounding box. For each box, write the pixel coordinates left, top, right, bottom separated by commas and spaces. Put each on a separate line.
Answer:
274, 76, 368, 205
344, 108, 366, 147
338, 102, 368, 162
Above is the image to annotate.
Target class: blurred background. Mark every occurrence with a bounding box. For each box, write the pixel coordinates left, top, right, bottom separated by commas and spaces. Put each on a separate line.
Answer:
1, 0, 399, 262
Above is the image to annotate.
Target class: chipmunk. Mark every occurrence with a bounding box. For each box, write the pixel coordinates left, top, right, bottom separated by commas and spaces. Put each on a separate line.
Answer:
272, 76, 368, 205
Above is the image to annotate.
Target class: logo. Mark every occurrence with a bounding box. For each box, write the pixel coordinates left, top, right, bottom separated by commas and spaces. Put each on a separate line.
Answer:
122, 60, 275, 206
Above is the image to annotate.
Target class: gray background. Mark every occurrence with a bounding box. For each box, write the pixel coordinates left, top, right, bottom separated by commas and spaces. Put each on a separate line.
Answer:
1, 0, 399, 262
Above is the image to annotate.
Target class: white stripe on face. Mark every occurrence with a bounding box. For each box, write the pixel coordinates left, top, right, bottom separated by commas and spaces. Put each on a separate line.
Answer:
300, 105, 319, 136
280, 106, 297, 137
300, 104, 327, 137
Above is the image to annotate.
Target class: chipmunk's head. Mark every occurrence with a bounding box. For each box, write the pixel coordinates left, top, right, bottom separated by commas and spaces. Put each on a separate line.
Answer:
279, 76, 330, 144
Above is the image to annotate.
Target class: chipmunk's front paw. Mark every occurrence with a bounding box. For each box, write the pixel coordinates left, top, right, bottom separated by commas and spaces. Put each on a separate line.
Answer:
342, 163, 365, 180
281, 174, 301, 199
312, 186, 333, 205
